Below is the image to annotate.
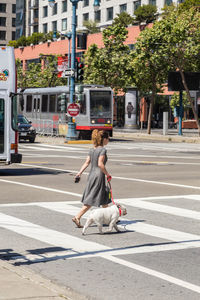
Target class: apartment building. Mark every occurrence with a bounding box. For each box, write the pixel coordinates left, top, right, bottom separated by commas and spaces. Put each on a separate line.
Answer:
25, 0, 185, 37
0, 0, 16, 45
16, 0, 26, 40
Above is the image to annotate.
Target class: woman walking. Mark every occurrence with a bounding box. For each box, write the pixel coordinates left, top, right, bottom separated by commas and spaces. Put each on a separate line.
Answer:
72, 129, 111, 228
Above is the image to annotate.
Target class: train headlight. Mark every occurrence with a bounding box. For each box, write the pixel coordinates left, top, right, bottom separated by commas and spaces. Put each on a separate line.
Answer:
91, 119, 95, 124
107, 119, 111, 124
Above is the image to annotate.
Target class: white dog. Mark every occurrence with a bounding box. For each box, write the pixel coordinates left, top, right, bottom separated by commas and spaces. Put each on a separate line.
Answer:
82, 204, 127, 235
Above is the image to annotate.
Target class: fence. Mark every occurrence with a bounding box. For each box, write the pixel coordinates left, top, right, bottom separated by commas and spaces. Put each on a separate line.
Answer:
31, 119, 60, 136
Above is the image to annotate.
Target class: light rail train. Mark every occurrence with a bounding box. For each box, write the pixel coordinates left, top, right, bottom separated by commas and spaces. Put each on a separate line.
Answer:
18, 85, 113, 139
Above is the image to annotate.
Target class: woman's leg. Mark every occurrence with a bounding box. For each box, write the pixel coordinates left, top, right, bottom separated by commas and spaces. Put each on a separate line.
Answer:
72, 205, 91, 228
76, 204, 91, 220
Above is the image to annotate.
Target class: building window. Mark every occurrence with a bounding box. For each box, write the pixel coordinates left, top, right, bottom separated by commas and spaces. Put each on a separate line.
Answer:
165, 0, 173, 5
83, 13, 89, 22
12, 31, 15, 40
133, 0, 141, 12
95, 10, 101, 22
33, 25, 38, 33
42, 95, 48, 112
83, 0, 89, 7
0, 4, 6, 13
43, 23, 48, 33
12, 4, 16, 13
52, 3, 57, 15
62, 18, 67, 31
0, 17, 6, 27
62, 0, 67, 12
43, 6, 48, 17
107, 7, 113, 21
0, 31, 6, 40
149, 0, 156, 5
52, 21, 57, 32
120, 4, 127, 13
12, 18, 16, 27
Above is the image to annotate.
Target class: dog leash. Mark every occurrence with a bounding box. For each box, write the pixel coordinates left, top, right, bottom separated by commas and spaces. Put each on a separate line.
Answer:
107, 178, 122, 217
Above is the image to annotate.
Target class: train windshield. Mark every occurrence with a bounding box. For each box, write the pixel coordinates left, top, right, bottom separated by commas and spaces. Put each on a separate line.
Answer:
90, 91, 112, 118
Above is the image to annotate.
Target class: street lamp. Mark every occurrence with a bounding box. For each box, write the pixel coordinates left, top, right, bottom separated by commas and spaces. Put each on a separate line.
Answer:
49, 0, 100, 140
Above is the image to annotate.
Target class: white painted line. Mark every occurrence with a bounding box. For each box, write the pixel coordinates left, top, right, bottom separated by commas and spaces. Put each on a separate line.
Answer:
0, 212, 109, 253
119, 199, 200, 220
0, 200, 80, 207
104, 255, 200, 295
110, 159, 200, 166
1, 207, 200, 293
19, 163, 200, 191
36, 202, 200, 242
0, 179, 82, 198
185, 195, 200, 201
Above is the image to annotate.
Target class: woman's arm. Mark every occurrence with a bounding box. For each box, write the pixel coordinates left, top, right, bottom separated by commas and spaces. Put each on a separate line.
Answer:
75, 156, 91, 178
98, 155, 111, 178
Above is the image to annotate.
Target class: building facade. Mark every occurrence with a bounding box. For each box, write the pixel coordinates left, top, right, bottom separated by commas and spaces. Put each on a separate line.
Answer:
0, 0, 16, 45
25, 0, 185, 37
16, 0, 26, 40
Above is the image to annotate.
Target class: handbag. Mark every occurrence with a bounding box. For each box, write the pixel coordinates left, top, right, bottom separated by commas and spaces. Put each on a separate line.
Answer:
104, 183, 112, 204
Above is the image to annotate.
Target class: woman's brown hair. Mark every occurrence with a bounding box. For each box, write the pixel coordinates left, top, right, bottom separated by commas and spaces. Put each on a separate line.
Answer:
92, 130, 109, 147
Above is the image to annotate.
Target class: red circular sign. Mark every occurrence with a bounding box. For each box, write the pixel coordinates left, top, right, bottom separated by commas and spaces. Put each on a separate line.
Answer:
67, 103, 80, 117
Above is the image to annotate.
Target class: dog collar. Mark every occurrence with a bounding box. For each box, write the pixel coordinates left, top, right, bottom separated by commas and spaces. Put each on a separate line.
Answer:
118, 207, 122, 216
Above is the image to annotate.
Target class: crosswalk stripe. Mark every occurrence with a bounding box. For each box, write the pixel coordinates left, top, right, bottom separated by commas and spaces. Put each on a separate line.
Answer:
104, 255, 200, 295
119, 199, 200, 220
37, 202, 200, 242
1, 203, 200, 294
0, 212, 109, 253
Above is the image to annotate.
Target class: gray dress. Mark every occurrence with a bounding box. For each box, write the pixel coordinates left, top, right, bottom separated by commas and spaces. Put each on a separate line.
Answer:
82, 147, 110, 207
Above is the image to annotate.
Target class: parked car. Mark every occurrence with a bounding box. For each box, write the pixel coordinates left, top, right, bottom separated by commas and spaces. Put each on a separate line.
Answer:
18, 115, 36, 143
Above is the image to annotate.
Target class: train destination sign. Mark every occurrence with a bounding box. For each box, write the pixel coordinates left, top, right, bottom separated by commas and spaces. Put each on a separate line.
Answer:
67, 103, 80, 117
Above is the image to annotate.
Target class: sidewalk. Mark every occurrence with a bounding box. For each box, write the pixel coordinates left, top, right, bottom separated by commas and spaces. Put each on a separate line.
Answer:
0, 259, 87, 300
35, 128, 200, 144
113, 128, 200, 144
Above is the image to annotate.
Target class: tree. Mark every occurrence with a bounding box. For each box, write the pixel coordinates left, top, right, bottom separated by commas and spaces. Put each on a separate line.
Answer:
134, 4, 157, 24
113, 12, 135, 27
16, 56, 68, 88
130, 25, 171, 134
170, 92, 189, 112
158, 6, 200, 134
83, 20, 100, 34
84, 15, 133, 93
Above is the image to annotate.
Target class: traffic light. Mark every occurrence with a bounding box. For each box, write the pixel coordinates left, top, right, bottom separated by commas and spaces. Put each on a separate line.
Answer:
77, 62, 84, 82
58, 93, 67, 112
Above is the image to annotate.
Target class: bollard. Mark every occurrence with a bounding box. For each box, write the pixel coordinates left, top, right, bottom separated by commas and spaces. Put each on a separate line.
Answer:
163, 112, 168, 136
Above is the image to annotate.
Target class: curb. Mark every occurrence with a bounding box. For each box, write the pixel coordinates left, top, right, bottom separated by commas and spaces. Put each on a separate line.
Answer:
0, 259, 88, 300
65, 140, 92, 144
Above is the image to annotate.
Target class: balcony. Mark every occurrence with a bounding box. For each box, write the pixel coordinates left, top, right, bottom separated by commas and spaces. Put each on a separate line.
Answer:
29, 0, 39, 9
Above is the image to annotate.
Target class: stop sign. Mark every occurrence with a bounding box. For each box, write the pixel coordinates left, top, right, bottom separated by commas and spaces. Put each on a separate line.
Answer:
67, 103, 80, 117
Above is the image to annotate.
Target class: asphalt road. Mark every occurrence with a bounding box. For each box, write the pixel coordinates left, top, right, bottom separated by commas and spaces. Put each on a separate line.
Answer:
1, 138, 200, 300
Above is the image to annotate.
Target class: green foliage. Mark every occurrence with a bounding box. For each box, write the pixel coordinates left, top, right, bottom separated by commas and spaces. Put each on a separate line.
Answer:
16, 55, 68, 88
8, 40, 18, 48
179, 0, 200, 11
8, 31, 60, 48
83, 20, 100, 34
170, 92, 189, 111
27, 32, 44, 45
84, 21, 133, 93
134, 4, 157, 24
16, 36, 28, 47
113, 12, 135, 27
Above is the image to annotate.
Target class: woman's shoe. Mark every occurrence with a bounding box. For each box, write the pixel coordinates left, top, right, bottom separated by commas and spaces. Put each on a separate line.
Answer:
72, 217, 83, 228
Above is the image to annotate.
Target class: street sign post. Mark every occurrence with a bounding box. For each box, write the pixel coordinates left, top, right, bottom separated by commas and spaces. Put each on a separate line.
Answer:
62, 69, 75, 78
67, 103, 80, 117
